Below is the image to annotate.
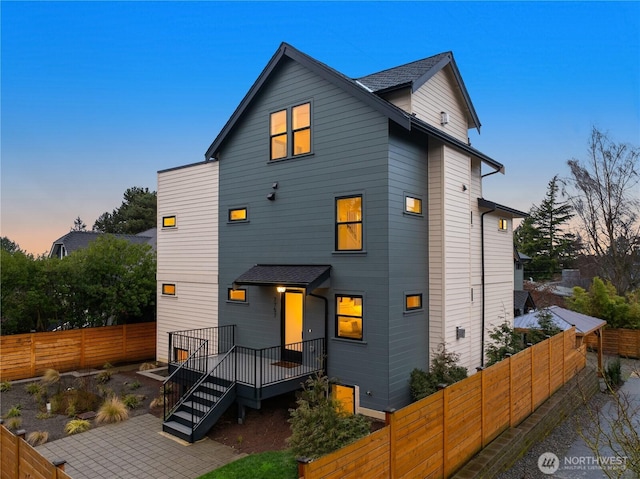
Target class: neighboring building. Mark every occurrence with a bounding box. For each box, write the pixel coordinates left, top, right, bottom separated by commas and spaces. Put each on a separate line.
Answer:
158, 43, 526, 441
48, 229, 156, 259
514, 249, 535, 316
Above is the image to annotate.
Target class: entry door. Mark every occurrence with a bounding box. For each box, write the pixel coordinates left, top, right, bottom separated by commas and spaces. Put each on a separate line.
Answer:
282, 291, 303, 363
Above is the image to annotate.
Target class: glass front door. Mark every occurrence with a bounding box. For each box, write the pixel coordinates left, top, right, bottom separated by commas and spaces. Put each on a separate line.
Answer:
282, 290, 303, 363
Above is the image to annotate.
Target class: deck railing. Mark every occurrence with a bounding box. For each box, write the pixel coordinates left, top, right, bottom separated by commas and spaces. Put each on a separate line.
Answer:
168, 325, 235, 366
163, 339, 209, 420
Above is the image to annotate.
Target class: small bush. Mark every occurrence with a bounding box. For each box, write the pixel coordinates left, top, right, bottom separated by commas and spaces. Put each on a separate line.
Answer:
604, 357, 623, 389
42, 368, 61, 385
36, 411, 54, 420
139, 362, 157, 371
0, 381, 12, 392
26, 431, 49, 446
96, 370, 112, 384
5, 417, 22, 430
122, 394, 143, 409
127, 380, 141, 390
66, 404, 77, 418
4, 405, 22, 418
410, 344, 468, 401
25, 382, 45, 397
149, 396, 164, 408
288, 374, 370, 459
96, 397, 129, 424
65, 419, 91, 435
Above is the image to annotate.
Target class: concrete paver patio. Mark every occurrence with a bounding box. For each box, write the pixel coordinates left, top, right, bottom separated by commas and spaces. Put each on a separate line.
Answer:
36, 414, 245, 479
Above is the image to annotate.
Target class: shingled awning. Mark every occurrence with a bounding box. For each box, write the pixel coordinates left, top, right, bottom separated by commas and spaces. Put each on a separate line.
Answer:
233, 265, 331, 293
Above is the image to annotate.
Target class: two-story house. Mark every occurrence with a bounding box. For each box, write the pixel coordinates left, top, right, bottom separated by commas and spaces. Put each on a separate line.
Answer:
157, 43, 526, 442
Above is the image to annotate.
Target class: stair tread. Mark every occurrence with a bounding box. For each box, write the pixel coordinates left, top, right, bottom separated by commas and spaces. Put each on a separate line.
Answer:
174, 410, 201, 422
163, 421, 192, 435
202, 382, 228, 392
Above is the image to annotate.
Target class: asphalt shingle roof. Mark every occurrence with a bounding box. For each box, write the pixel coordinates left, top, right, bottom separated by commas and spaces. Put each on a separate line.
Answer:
356, 52, 450, 92
234, 264, 331, 292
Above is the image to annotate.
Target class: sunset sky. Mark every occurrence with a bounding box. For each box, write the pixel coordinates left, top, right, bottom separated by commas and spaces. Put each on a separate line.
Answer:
2, 1, 639, 255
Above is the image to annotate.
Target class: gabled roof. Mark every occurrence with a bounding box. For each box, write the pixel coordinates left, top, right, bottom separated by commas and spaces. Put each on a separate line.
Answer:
514, 306, 606, 337
356, 52, 481, 131
514, 290, 536, 314
49, 230, 156, 258
204, 43, 501, 173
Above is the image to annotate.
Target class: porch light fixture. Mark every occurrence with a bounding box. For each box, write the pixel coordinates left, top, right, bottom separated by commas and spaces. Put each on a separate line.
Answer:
441, 111, 449, 125
276, 286, 286, 293
267, 192, 276, 201
456, 327, 466, 339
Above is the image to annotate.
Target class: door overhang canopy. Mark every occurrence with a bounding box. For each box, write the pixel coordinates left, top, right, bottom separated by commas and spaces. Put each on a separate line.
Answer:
233, 264, 331, 294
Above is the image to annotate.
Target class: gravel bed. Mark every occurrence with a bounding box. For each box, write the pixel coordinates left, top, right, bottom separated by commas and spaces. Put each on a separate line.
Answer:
497, 354, 640, 479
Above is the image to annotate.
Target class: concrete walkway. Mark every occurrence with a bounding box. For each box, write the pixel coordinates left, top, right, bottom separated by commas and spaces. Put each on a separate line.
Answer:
36, 414, 245, 479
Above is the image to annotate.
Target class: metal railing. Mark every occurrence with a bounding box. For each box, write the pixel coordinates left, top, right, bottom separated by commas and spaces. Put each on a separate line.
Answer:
168, 325, 235, 366
163, 339, 209, 420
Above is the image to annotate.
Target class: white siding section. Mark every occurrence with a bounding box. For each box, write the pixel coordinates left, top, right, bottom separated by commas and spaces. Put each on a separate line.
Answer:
429, 142, 480, 371
156, 161, 219, 363
380, 87, 412, 113
412, 67, 469, 142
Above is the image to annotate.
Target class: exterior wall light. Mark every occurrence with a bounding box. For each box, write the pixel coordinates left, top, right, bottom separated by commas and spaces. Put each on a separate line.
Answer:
276, 286, 286, 293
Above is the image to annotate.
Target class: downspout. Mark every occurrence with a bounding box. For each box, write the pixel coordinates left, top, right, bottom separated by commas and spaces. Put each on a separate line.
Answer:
480, 203, 496, 367
309, 293, 328, 370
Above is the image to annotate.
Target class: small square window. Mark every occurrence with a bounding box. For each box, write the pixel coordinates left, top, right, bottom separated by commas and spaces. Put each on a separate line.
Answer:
405, 294, 423, 311
174, 348, 188, 362
229, 208, 248, 222
405, 196, 423, 215
162, 216, 176, 228
162, 284, 176, 296
499, 218, 508, 231
228, 288, 247, 302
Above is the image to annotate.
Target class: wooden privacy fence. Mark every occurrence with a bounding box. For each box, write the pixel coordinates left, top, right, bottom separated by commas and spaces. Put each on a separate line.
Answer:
1, 424, 73, 479
0, 322, 156, 381
298, 328, 587, 479
585, 328, 640, 359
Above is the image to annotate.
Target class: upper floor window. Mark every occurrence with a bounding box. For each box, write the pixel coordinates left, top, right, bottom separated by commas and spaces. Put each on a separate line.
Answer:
162, 283, 176, 296
229, 207, 248, 222
270, 102, 311, 160
404, 195, 423, 215
498, 218, 508, 231
336, 195, 362, 251
336, 295, 363, 340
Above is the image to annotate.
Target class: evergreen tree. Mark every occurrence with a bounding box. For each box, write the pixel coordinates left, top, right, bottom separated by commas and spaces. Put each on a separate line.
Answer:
93, 187, 157, 234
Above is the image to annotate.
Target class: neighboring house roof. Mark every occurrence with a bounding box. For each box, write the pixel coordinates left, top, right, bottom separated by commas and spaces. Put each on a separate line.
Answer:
204, 42, 503, 174
233, 264, 331, 293
514, 305, 606, 336
356, 51, 481, 131
514, 290, 536, 315
49, 230, 156, 258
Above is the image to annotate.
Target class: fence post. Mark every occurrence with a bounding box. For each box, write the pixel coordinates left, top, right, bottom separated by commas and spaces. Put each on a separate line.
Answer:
441, 386, 449, 477
297, 457, 311, 479
53, 459, 67, 476
30, 333, 36, 378
506, 353, 514, 427
122, 324, 128, 363
530, 346, 535, 415
385, 408, 396, 479
477, 367, 486, 447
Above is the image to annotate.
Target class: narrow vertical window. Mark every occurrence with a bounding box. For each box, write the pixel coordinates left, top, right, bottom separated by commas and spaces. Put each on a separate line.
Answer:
336, 295, 363, 340
336, 196, 363, 251
292, 103, 311, 155
270, 109, 287, 160
498, 218, 508, 231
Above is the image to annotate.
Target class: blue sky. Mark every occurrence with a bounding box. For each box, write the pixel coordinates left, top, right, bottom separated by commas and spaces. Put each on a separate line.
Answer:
2, 1, 639, 255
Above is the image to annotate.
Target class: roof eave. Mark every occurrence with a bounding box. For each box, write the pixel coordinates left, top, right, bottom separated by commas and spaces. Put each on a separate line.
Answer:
478, 198, 529, 218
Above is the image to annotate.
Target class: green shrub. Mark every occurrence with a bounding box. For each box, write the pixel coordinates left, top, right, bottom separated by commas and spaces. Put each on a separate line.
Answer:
127, 380, 141, 390
25, 382, 45, 397
122, 394, 143, 409
139, 362, 157, 371
42, 368, 60, 385
604, 357, 623, 389
287, 374, 370, 459
96, 370, 112, 384
65, 419, 91, 435
485, 322, 525, 366
4, 405, 22, 418
410, 344, 468, 401
0, 381, 12, 392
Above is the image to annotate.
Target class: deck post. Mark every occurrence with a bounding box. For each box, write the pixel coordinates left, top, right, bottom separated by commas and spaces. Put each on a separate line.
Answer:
237, 403, 246, 424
